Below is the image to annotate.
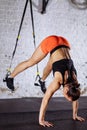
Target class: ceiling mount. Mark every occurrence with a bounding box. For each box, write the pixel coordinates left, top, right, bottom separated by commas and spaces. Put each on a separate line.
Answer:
71, 0, 87, 9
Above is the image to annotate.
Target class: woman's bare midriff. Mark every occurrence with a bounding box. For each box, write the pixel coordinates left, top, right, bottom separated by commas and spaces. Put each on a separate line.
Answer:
51, 48, 70, 63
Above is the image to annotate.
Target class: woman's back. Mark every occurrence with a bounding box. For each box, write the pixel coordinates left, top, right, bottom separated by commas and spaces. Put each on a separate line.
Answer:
51, 47, 71, 63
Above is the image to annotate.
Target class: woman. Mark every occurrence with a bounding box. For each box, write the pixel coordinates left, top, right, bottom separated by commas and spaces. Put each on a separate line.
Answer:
5, 35, 85, 126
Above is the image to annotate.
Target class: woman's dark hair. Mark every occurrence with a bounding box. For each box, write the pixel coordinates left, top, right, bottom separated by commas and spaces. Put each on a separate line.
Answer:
67, 83, 80, 101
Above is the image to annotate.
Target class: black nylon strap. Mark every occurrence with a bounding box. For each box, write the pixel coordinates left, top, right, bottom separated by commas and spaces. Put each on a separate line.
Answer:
29, 0, 39, 74
29, 0, 36, 48
3, 0, 29, 81
5, 0, 40, 78
9, 0, 29, 69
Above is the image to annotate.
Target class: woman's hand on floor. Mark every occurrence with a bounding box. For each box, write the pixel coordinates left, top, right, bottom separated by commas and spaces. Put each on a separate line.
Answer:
39, 120, 53, 127
73, 115, 85, 122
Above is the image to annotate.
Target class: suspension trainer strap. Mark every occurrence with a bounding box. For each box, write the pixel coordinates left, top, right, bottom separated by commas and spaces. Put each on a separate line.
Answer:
29, 0, 40, 76
3, 0, 29, 82
8, 0, 29, 73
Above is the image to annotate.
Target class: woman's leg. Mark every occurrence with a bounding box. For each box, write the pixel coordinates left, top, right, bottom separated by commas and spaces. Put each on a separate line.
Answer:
10, 45, 47, 78
41, 57, 52, 81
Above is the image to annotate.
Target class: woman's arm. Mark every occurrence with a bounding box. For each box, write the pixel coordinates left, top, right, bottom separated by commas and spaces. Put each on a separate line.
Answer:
39, 76, 61, 127
39, 89, 53, 127
72, 100, 85, 121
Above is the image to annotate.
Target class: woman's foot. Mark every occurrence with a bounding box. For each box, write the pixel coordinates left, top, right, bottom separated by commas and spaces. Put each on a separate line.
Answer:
4, 76, 14, 91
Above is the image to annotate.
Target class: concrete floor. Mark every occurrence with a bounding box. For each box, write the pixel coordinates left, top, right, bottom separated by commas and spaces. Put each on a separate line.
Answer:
0, 96, 87, 130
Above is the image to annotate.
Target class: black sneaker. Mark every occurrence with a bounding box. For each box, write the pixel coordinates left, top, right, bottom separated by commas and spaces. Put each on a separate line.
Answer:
34, 77, 46, 93
3, 76, 14, 91
38, 79, 46, 93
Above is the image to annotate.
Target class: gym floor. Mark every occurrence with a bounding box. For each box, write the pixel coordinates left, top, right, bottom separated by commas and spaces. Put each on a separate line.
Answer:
0, 96, 87, 130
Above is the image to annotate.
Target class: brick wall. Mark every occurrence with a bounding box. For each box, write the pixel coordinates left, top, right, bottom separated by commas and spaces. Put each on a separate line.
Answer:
0, 0, 87, 98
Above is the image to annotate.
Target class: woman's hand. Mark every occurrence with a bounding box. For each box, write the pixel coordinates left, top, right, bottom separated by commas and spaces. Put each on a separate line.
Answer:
72, 101, 85, 122
39, 120, 53, 127
73, 115, 85, 122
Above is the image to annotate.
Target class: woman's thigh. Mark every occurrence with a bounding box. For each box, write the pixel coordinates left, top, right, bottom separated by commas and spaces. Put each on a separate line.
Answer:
27, 45, 47, 66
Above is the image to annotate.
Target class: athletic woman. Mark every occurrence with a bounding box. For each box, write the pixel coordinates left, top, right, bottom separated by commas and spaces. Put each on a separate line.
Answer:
5, 35, 85, 126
